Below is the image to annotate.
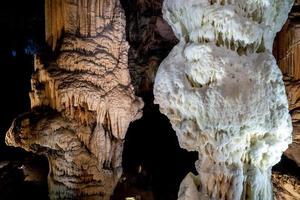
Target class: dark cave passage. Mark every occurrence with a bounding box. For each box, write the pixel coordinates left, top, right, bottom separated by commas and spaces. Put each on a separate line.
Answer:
119, 93, 197, 200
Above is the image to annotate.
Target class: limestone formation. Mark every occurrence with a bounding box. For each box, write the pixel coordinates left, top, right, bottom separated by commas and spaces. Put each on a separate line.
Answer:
274, 4, 300, 167
272, 172, 300, 200
283, 77, 300, 167
123, 0, 177, 95
5, 0, 143, 199
154, 0, 293, 199
45, 0, 120, 50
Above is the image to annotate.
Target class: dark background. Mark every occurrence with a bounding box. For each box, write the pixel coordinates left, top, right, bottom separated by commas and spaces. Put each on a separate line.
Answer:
0, 1, 48, 199
0, 0, 44, 152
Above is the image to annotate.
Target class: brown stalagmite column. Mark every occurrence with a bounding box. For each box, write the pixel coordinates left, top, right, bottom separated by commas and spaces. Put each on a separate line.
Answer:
5, 0, 143, 199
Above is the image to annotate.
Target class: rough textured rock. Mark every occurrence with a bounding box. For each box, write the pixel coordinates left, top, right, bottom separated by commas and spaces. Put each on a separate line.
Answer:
274, 2, 300, 167
122, 0, 177, 95
5, 0, 143, 199
154, 0, 293, 200
272, 172, 300, 200
283, 77, 300, 167
6, 109, 123, 199
45, 0, 122, 50
274, 21, 300, 80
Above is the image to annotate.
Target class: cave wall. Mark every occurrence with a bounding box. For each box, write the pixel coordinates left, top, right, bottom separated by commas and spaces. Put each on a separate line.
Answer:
121, 0, 177, 97
274, 2, 300, 167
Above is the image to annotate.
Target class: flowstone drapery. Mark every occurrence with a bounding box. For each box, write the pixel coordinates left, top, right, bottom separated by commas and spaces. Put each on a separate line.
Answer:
5, 0, 143, 199
154, 0, 293, 199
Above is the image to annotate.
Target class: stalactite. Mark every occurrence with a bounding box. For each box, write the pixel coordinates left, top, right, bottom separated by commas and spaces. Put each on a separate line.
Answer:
45, 0, 121, 51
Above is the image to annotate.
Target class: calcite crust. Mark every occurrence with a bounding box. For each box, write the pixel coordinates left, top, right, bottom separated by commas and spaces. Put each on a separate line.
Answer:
154, 0, 294, 199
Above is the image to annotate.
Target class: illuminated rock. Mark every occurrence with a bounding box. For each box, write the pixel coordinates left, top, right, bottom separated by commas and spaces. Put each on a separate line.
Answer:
6, 109, 122, 199
283, 77, 300, 167
6, 0, 143, 199
272, 172, 300, 200
274, 11, 300, 167
154, 0, 293, 199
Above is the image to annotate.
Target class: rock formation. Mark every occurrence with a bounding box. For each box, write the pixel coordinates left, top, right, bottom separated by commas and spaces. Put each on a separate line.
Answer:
274, 1, 300, 167
5, 0, 143, 199
122, 0, 177, 95
154, 0, 293, 199
272, 172, 300, 200
282, 77, 300, 167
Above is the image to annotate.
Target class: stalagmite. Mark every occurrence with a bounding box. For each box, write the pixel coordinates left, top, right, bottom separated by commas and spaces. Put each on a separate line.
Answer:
6, 0, 143, 199
154, 0, 293, 199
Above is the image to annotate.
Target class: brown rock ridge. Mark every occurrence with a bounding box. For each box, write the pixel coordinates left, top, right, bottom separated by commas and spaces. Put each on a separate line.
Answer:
274, 1, 300, 167
272, 172, 300, 200
122, 0, 177, 95
45, 0, 119, 50
283, 77, 300, 167
5, 0, 143, 199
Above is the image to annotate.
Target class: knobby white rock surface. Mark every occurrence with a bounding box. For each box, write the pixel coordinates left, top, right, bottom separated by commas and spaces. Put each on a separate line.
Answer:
154, 0, 293, 199
6, 0, 143, 199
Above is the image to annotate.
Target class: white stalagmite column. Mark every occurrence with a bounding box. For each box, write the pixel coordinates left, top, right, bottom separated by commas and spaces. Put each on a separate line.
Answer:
154, 0, 294, 199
